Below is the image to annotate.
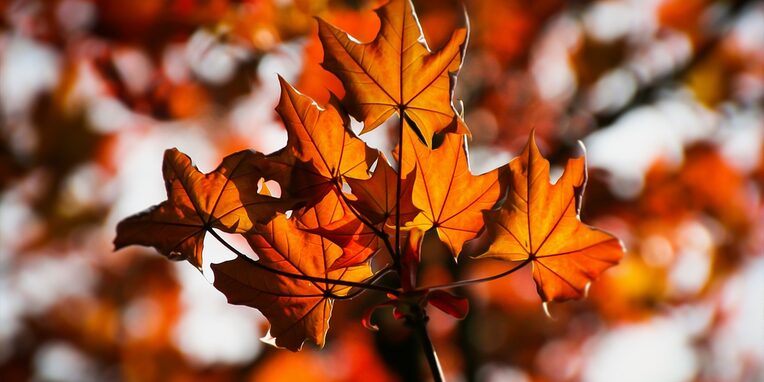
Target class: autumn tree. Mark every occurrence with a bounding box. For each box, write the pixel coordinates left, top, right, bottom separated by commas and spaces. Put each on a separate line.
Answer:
114, 0, 624, 380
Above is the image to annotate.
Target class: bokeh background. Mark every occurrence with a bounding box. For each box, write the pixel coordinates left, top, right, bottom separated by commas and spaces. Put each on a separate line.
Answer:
1, 0, 763, 381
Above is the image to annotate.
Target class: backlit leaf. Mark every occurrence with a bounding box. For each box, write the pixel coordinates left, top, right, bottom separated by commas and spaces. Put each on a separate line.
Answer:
114, 149, 284, 269
212, 190, 373, 351
317, 0, 469, 146
476, 133, 624, 302
405, 129, 508, 258
262, 77, 377, 203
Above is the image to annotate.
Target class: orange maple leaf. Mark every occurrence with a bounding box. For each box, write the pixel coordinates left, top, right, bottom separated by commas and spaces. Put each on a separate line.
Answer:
311, 155, 419, 269
317, 0, 468, 146
403, 129, 508, 258
476, 133, 624, 302
114, 148, 284, 269
212, 191, 373, 351
262, 77, 377, 203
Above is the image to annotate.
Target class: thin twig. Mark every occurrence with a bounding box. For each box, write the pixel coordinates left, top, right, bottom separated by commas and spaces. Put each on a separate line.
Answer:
421, 258, 533, 292
207, 228, 400, 297
394, 114, 405, 268
409, 312, 444, 382
336, 187, 398, 261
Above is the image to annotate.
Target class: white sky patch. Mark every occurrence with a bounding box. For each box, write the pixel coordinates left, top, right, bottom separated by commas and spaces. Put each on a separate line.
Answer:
230, 40, 305, 154
630, 33, 692, 84
106, 123, 217, 228
588, 68, 638, 114
112, 48, 154, 96
668, 220, 713, 297
229, 88, 287, 155
706, 257, 764, 381
731, 6, 764, 59
0, 35, 60, 116
531, 15, 580, 101
468, 146, 513, 175
173, 259, 265, 365
583, 1, 637, 43
34, 341, 99, 382
10, 254, 96, 314
585, 96, 717, 198
717, 108, 764, 173
186, 30, 250, 84
582, 318, 700, 382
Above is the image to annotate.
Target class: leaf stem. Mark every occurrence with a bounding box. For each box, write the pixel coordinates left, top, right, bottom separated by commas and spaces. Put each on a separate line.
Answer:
341, 265, 396, 300
207, 228, 400, 297
394, 113, 405, 266
336, 188, 398, 261
408, 309, 444, 382
420, 258, 532, 292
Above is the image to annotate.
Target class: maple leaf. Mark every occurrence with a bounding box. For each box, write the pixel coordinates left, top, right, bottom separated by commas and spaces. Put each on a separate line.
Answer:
299, 188, 385, 270
403, 129, 508, 258
114, 149, 284, 269
212, 190, 373, 351
317, 0, 468, 146
476, 133, 624, 302
262, 77, 377, 203
345, 155, 418, 227
310, 155, 420, 269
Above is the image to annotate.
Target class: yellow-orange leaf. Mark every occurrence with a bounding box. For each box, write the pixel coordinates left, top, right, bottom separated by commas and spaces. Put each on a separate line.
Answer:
264, 77, 377, 202
313, 156, 419, 269
212, 191, 373, 351
405, 130, 508, 258
476, 133, 624, 302
318, 0, 468, 146
114, 149, 283, 269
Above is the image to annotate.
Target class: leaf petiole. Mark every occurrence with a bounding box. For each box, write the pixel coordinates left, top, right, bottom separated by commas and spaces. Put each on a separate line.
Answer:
207, 228, 401, 297
419, 258, 533, 292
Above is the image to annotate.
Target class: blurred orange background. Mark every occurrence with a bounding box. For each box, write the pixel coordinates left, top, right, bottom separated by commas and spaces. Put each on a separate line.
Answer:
1, 0, 763, 381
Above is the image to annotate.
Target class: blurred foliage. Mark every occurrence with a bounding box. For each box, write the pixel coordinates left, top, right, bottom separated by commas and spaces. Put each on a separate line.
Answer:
1, 0, 763, 381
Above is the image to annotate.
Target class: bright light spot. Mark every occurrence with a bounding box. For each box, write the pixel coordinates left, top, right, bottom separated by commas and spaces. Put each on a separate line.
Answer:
707, 258, 764, 381
163, 43, 191, 83
668, 221, 713, 297
34, 342, 97, 382
112, 48, 154, 95
0, 36, 60, 116
532, 15, 580, 101
631, 33, 692, 83
173, 262, 264, 365
59, 163, 110, 214
584, 2, 635, 42
230, 95, 287, 154
718, 109, 763, 173
582, 319, 698, 382
88, 97, 137, 133
641, 235, 674, 267
588, 68, 638, 113
469, 146, 512, 175
107, 124, 216, 227
731, 7, 764, 58
585, 96, 716, 198
477, 364, 531, 382
186, 30, 249, 84
13, 255, 96, 314
123, 297, 163, 341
